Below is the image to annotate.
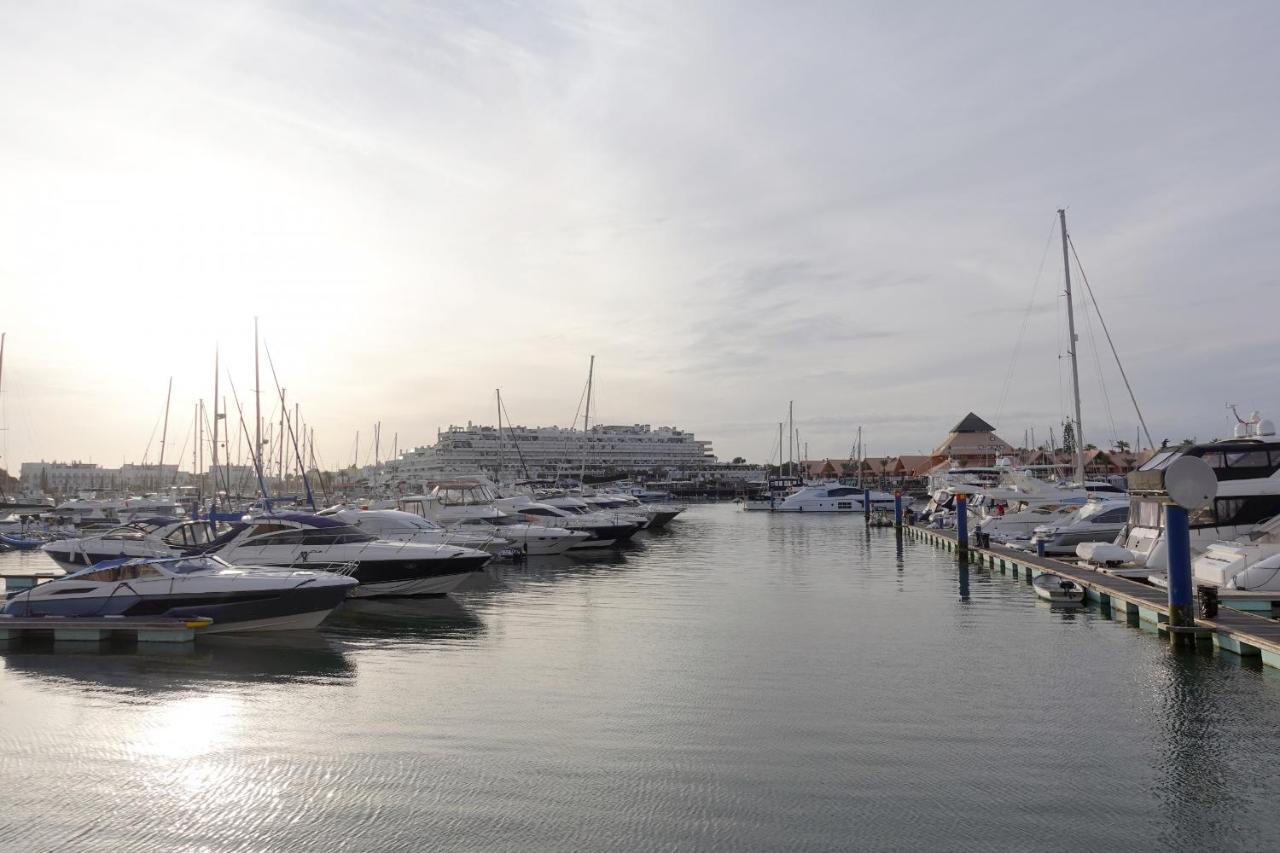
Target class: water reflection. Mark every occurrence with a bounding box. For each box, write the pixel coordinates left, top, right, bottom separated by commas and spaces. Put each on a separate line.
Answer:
321, 596, 484, 643
1151, 651, 1251, 849
0, 632, 353, 693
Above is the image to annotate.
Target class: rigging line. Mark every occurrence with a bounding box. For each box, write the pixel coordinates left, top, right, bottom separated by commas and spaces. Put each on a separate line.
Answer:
499, 397, 532, 481
569, 373, 590, 433
1078, 283, 1117, 449
171, 419, 193, 486
995, 215, 1059, 430
139, 399, 165, 468
1068, 235, 1155, 450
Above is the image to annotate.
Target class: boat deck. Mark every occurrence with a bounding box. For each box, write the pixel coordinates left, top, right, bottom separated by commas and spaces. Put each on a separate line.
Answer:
909, 525, 1280, 666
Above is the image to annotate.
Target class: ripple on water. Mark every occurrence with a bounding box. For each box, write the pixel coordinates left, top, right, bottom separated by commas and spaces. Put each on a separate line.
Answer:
3, 506, 1280, 852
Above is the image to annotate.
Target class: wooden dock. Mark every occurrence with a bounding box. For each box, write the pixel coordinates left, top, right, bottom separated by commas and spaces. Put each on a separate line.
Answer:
0, 615, 212, 644
908, 525, 1280, 669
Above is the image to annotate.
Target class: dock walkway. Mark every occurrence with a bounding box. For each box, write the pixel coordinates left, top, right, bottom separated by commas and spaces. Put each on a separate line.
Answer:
908, 525, 1280, 668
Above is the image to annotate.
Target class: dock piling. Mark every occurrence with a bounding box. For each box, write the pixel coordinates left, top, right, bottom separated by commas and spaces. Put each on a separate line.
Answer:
955, 493, 969, 556
1165, 504, 1195, 635
893, 491, 903, 529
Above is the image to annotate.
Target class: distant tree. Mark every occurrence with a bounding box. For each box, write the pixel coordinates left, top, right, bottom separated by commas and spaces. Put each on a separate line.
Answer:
1061, 422, 1077, 455
731, 456, 745, 465
1161, 438, 1170, 449
1084, 443, 1097, 451
1113, 439, 1130, 453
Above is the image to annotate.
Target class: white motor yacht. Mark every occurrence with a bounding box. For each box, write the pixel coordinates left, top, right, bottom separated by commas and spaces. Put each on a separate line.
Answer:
494, 496, 640, 549
43, 516, 220, 569
208, 513, 492, 597
400, 488, 592, 555
1079, 419, 1280, 575
317, 507, 513, 555
760, 484, 898, 513
3, 555, 356, 632
1026, 498, 1130, 556
1189, 514, 1280, 592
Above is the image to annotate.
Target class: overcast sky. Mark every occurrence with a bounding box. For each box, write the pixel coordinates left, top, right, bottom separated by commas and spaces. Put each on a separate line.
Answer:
1, 1, 1277, 472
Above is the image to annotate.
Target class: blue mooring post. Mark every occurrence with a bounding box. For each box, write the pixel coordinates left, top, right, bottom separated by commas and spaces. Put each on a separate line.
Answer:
863, 489, 871, 525
1036, 539, 1046, 558
893, 491, 903, 529
1165, 503, 1194, 628
956, 493, 969, 555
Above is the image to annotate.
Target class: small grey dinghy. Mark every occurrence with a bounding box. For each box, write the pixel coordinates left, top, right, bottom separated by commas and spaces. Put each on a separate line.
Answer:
1032, 572, 1086, 605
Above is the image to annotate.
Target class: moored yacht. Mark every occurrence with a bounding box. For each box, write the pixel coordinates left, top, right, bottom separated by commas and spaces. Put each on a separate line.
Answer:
770, 484, 899, 513
494, 496, 640, 549
1079, 415, 1280, 574
1026, 497, 1130, 556
3, 555, 357, 632
208, 513, 492, 597
43, 516, 220, 569
401, 486, 592, 555
317, 507, 513, 555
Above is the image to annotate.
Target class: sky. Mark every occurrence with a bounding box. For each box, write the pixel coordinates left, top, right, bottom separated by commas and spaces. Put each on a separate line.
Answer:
1, 0, 1277, 473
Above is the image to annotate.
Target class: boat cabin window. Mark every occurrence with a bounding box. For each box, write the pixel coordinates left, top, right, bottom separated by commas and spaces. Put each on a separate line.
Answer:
826, 487, 859, 497
1129, 501, 1163, 529
77, 562, 165, 582
162, 523, 220, 548
1094, 507, 1129, 524
521, 508, 557, 517
1191, 496, 1280, 528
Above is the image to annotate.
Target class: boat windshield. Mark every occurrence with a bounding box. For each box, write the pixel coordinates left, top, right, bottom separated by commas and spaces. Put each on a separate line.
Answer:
242, 526, 377, 546
71, 561, 167, 581
462, 516, 521, 527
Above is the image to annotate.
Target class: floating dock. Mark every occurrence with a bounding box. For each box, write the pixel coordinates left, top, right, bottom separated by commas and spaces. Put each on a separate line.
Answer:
0, 615, 211, 644
908, 525, 1280, 669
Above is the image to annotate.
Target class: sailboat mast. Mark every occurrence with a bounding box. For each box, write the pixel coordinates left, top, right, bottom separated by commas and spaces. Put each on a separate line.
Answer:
157, 377, 172, 491
788, 401, 794, 476
210, 351, 221, 528
496, 389, 503, 483
580, 355, 595, 485
857, 426, 863, 489
254, 318, 262, 489
1059, 208, 1086, 486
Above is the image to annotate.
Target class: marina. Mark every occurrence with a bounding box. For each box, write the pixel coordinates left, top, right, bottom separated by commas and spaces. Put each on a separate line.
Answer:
3, 3, 1280, 850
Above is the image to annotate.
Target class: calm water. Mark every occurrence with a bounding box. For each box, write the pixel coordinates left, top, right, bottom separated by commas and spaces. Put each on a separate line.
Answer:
3, 504, 1280, 852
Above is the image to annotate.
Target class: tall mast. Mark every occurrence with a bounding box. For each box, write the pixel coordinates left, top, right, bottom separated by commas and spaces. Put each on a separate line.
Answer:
211, 350, 221, 528
496, 389, 504, 482
192, 401, 199, 493
1059, 208, 1086, 486
580, 355, 595, 485
279, 388, 287, 490
857, 426, 863, 489
157, 377, 173, 491
254, 318, 262, 490
223, 395, 230, 497
788, 401, 794, 476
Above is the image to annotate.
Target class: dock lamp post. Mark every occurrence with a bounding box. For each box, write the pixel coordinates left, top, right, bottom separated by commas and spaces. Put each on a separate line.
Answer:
1128, 456, 1217, 632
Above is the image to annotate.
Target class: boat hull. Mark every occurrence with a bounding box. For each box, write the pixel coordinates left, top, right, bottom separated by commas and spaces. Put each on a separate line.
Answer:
3, 583, 352, 633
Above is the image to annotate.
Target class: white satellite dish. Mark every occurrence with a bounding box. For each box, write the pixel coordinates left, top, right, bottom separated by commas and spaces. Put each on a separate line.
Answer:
1164, 456, 1217, 511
